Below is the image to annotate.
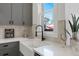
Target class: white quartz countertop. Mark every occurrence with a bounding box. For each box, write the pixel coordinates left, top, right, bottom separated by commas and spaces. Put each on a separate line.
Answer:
0, 38, 28, 43
0, 38, 79, 56
34, 45, 73, 56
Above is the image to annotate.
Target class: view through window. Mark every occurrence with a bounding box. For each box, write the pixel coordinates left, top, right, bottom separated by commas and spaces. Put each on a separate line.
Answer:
43, 3, 55, 31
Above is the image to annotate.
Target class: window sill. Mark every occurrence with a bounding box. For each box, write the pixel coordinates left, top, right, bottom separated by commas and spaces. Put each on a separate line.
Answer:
44, 29, 53, 31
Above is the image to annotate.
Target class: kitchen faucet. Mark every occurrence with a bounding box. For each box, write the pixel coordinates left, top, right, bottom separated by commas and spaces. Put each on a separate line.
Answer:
35, 25, 45, 41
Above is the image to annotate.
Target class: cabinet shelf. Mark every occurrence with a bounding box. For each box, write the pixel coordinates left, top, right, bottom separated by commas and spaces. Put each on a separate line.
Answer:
5, 29, 14, 38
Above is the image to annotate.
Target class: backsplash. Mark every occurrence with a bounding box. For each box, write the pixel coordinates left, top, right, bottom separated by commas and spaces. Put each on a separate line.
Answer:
0, 25, 32, 39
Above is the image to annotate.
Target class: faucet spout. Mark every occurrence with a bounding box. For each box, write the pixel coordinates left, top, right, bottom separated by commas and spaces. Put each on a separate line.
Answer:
35, 25, 45, 41
35, 31, 37, 37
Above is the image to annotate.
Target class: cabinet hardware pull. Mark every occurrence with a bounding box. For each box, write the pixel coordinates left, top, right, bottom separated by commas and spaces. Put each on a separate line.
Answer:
3, 53, 8, 56
3, 45, 8, 47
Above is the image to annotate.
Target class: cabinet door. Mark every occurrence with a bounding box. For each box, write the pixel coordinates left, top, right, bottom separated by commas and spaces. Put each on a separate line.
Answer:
12, 3, 22, 25
0, 41, 19, 56
0, 41, 19, 50
23, 3, 32, 26
0, 3, 11, 25
0, 48, 19, 56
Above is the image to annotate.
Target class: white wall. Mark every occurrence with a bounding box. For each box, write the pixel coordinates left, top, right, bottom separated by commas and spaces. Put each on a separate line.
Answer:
32, 4, 38, 25
56, 3, 65, 40
32, 3, 43, 39
32, 3, 42, 25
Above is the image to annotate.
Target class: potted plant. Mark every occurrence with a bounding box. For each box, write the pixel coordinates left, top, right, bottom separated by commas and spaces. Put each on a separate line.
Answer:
68, 14, 79, 40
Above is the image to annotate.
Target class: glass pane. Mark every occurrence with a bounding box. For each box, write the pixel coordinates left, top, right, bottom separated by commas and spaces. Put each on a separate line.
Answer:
43, 3, 54, 31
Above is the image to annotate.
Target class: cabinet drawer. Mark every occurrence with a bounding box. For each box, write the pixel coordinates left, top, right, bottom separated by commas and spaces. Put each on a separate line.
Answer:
0, 48, 19, 56
0, 41, 19, 50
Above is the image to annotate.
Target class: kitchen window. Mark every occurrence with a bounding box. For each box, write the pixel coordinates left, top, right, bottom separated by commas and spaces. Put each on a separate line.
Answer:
43, 3, 55, 31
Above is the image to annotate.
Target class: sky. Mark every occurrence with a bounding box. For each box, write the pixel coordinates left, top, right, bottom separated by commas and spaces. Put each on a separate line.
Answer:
43, 3, 54, 11
43, 3, 54, 24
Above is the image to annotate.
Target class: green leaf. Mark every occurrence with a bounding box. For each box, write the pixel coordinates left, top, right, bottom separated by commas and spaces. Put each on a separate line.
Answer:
65, 29, 71, 36
68, 14, 79, 32
71, 14, 79, 32
75, 17, 79, 31
68, 20, 73, 32
71, 14, 76, 24
76, 17, 79, 24
77, 23, 79, 31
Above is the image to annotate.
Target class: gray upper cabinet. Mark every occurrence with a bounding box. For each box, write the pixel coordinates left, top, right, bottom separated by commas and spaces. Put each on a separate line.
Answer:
0, 3, 32, 26
12, 3, 32, 26
23, 3, 32, 26
0, 4, 11, 25
12, 4, 23, 25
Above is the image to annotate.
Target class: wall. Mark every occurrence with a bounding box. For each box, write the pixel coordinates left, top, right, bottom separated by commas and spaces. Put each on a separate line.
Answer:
56, 3, 66, 40
32, 3, 42, 25
32, 3, 43, 39
0, 25, 32, 39
32, 3, 38, 38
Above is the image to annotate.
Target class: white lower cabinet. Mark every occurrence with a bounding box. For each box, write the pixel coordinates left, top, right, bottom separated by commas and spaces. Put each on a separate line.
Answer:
20, 43, 34, 56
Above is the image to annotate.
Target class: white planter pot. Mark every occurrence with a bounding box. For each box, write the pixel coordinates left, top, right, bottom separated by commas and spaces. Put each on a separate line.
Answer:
72, 32, 77, 40
66, 37, 71, 47
77, 32, 79, 41
72, 32, 79, 41
66, 33, 71, 47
